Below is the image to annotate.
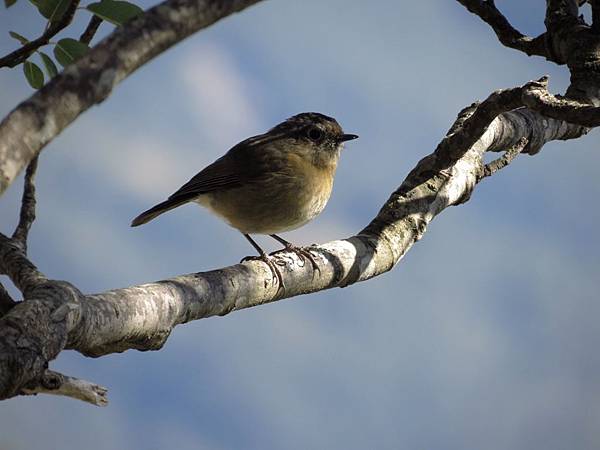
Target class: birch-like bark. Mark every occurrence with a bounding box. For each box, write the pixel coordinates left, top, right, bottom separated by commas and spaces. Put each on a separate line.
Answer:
0, 79, 590, 401
20, 370, 108, 407
0, 0, 599, 405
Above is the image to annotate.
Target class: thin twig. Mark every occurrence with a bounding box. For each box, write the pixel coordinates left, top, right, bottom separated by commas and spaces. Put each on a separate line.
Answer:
0, 0, 81, 68
12, 156, 38, 251
21, 370, 108, 406
80, 15, 103, 45
0, 282, 16, 316
481, 138, 528, 179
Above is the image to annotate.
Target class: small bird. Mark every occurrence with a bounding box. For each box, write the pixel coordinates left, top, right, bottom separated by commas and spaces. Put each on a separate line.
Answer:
131, 112, 358, 284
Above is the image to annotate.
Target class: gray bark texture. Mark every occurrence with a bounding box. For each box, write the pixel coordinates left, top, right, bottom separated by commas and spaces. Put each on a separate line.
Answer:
0, 0, 262, 196
1, 0, 599, 405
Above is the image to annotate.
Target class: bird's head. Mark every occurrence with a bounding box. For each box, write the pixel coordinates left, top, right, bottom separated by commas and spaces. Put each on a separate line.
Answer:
270, 112, 358, 168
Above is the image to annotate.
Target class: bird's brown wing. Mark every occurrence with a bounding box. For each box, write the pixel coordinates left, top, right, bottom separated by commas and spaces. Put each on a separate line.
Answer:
168, 132, 285, 200
168, 153, 246, 199
131, 132, 285, 227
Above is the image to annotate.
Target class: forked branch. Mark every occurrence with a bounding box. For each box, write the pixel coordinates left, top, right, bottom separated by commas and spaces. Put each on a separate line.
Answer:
0, 0, 263, 196
0, 0, 598, 407
0, 0, 81, 68
0, 74, 590, 404
481, 137, 528, 178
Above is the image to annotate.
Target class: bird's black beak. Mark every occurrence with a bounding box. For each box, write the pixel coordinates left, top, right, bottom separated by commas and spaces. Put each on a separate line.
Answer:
338, 133, 359, 142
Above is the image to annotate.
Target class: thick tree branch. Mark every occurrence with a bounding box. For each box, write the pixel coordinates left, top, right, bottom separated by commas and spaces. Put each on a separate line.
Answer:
0, 255, 80, 400
0, 282, 16, 316
12, 156, 38, 250
0, 0, 81, 68
424, 76, 588, 173
21, 369, 108, 406
543, 0, 586, 66
456, 0, 550, 59
545, 0, 581, 32
523, 82, 600, 125
0, 74, 591, 402
1, 1, 597, 406
61, 82, 589, 359
0, 0, 263, 196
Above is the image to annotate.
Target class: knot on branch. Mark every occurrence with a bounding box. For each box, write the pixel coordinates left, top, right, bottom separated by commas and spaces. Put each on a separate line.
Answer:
0, 282, 82, 400
23, 369, 62, 391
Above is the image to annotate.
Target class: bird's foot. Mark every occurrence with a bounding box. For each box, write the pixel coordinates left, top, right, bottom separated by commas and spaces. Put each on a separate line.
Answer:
240, 254, 285, 292
270, 244, 321, 275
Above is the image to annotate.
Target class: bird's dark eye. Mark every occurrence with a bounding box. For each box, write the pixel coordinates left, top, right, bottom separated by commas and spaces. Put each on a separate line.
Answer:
307, 127, 323, 141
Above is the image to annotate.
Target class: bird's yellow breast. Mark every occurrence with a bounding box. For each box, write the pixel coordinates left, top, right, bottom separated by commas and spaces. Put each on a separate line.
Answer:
197, 152, 336, 235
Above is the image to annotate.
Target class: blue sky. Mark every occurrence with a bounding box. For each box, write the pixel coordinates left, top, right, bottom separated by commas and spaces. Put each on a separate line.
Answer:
1, 1, 599, 449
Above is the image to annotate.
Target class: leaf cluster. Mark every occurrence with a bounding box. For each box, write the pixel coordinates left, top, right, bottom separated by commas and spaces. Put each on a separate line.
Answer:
4, 0, 143, 88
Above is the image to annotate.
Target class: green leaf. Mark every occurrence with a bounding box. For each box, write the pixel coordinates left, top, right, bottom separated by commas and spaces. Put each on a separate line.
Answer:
5, 0, 18, 8
39, 52, 59, 78
87, 0, 142, 26
9, 31, 29, 44
23, 61, 44, 89
53, 38, 89, 67
36, 0, 70, 22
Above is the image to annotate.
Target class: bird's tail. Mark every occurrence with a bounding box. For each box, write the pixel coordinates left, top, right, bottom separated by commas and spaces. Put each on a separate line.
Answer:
130, 196, 192, 227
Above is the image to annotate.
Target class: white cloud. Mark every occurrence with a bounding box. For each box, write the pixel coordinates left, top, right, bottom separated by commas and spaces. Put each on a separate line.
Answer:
178, 42, 266, 150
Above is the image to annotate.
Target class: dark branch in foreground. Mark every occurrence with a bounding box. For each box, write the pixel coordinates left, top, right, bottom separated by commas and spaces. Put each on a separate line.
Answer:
456, 0, 550, 59
0, 0, 81, 68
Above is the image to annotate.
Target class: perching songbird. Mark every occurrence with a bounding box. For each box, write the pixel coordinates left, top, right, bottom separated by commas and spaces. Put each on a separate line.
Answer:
131, 112, 358, 283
